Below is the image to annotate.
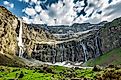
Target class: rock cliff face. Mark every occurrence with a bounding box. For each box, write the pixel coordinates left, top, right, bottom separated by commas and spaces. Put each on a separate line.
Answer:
0, 6, 18, 55
29, 18, 121, 63
16, 23, 56, 58
0, 6, 121, 65
30, 30, 101, 63
0, 6, 56, 65
99, 18, 121, 53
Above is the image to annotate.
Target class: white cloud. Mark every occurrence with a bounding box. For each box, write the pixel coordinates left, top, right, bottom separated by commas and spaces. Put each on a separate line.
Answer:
32, 15, 44, 24
101, 1, 121, 22
3, 1, 14, 8
35, 5, 42, 12
22, 16, 31, 24
24, 0, 29, 3
18, 0, 29, 3
22, 0, 121, 25
18, 0, 22, 2
31, 0, 38, 4
3, 1, 9, 5
22, 7, 36, 16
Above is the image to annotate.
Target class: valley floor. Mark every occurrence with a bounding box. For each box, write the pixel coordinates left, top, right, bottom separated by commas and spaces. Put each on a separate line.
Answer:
0, 65, 96, 80
1, 65, 121, 80
1, 48, 121, 80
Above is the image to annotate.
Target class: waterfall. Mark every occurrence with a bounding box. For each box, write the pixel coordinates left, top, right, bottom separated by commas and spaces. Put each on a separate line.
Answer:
52, 47, 56, 63
81, 42, 88, 62
95, 36, 99, 57
95, 32, 102, 57
71, 46, 75, 62
60, 45, 64, 62
17, 19, 24, 58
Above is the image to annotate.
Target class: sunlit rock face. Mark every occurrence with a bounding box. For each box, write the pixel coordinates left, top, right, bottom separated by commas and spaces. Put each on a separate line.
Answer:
0, 6, 18, 55
0, 6, 56, 58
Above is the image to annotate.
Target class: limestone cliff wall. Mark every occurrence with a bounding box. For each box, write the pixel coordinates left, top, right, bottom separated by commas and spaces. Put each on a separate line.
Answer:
0, 6, 18, 55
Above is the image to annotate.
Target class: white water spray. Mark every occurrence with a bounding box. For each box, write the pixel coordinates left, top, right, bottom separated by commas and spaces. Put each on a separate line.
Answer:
17, 19, 24, 58
81, 43, 88, 62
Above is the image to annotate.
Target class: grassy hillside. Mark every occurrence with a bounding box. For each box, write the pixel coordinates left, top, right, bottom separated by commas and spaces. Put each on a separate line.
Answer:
0, 66, 96, 80
1, 65, 121, 80
85, 48, 121, 66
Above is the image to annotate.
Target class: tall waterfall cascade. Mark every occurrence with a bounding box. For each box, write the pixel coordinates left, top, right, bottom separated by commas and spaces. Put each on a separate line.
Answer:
17, 19, 24, 58
81, 42, 88, 62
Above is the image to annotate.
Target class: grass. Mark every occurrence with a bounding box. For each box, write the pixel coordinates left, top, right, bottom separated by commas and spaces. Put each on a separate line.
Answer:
0, 66, 96, 80
0, 66, 56, 80
85, 48, 121, 66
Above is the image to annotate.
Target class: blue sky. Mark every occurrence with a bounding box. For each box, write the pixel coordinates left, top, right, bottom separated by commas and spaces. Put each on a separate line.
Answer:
0, 0, 121, 25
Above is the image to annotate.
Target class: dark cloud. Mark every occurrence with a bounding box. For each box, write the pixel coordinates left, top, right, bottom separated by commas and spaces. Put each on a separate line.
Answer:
97, 11, 102, 14
73, 0, 82, 3
45, 0, 59, 6
108, 0, 113, 4
88, 3, 95, 7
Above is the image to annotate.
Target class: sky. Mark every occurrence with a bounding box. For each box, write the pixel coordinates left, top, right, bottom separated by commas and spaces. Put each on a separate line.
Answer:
0, 0, 121, 25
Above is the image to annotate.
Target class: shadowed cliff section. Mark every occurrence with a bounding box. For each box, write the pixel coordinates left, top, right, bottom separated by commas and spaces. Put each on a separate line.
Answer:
99, 17, 121, 53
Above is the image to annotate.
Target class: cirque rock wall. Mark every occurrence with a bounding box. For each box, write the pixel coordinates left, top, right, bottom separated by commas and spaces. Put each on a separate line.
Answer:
1, 6, 121, 64
30, 30, 102, 63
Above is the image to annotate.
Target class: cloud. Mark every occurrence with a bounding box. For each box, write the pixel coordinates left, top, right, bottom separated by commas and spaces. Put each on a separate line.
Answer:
18, 0, 29, 3
22, 0, 77, 25
3, 1, 14, 8
22, 7, 36, 16
18, 0, 23, 2
21, 0, 121, 25
31, 0, 38, 4
100, 0, 121, 22
35, 5, 42, 12
22, 16, 31, 24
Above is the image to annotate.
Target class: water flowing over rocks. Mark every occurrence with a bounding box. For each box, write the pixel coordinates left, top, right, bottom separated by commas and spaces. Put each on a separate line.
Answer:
1, 6, 121, 66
